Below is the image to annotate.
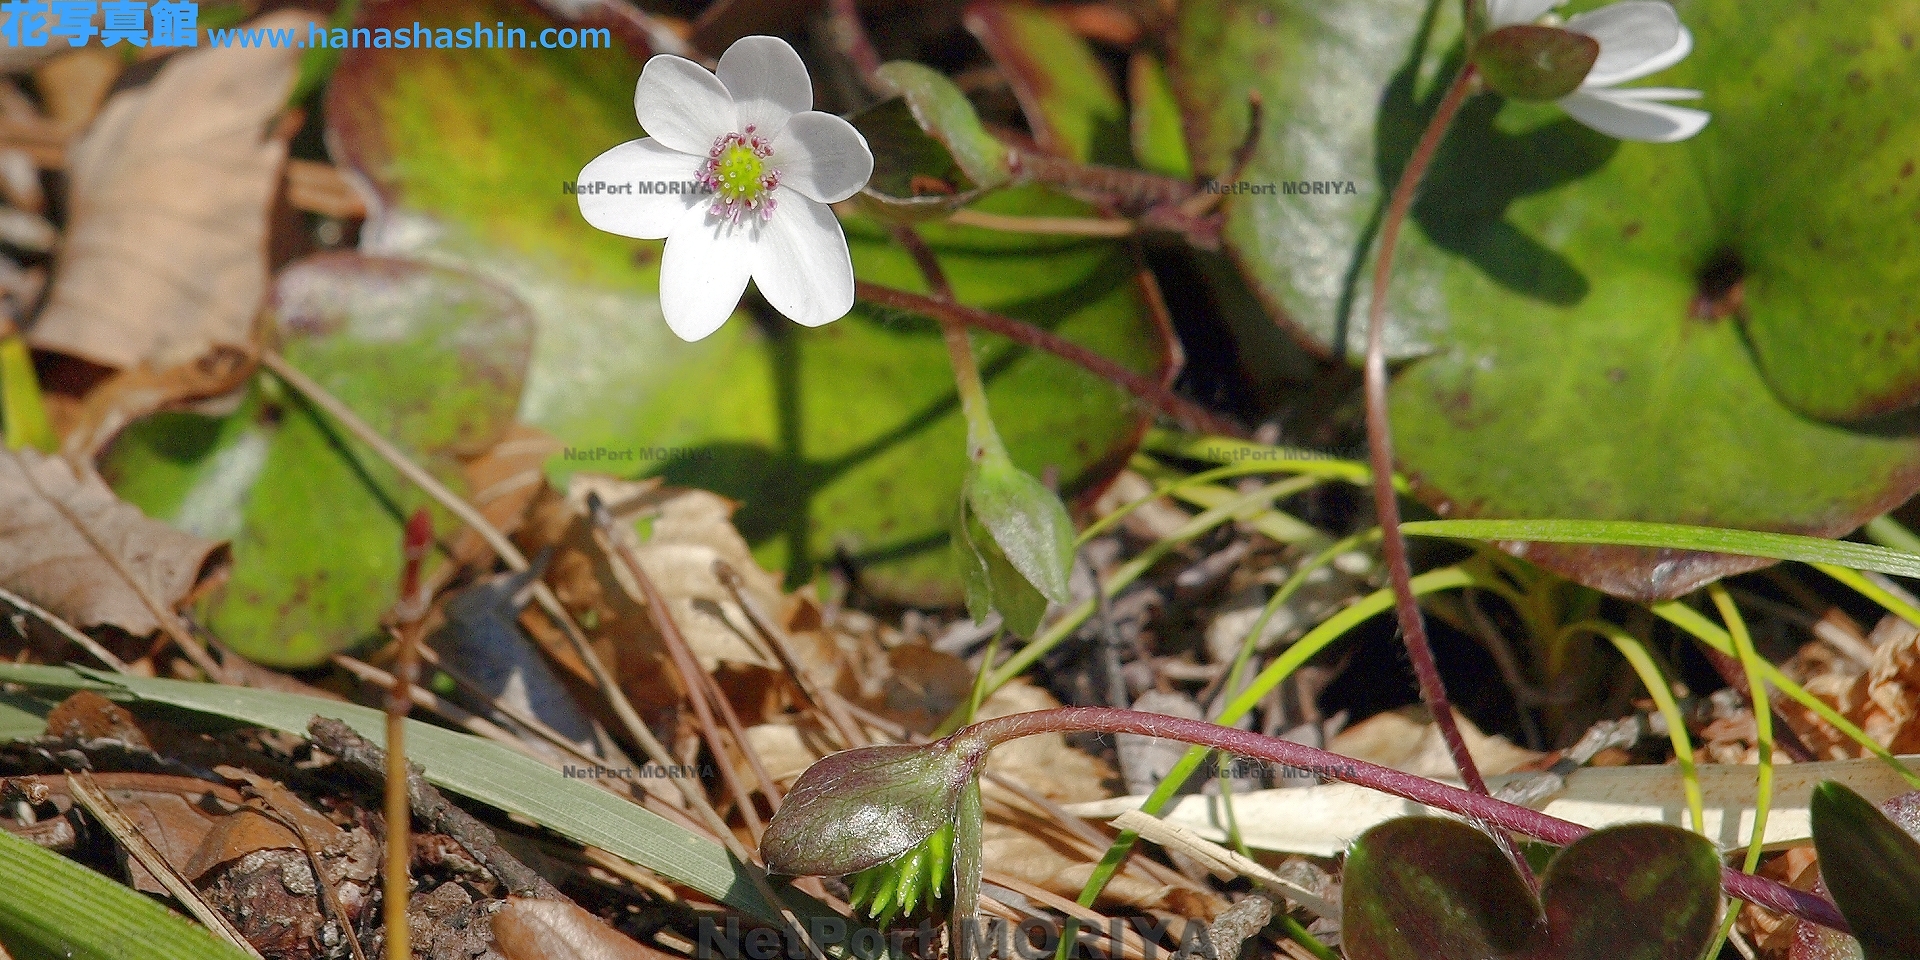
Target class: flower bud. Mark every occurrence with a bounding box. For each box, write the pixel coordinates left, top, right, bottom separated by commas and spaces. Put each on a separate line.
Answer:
760, 735, 986, 878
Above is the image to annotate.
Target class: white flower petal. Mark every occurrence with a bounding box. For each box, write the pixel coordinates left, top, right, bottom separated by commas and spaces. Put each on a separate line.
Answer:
718, 36, 814, 140
576, 138, 708, 240
660, 206, 755, 341
751, 196, 855, 327
1567, 2, 1691, 86
1602, 86, 1702, 101
773, 113, 874, 204
1559, 88, 1710, 142
1484, 0, 1563, 26
636, 55, 737, 155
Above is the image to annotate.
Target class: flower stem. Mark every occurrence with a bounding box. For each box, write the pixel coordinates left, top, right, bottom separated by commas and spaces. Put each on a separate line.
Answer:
961, 707, 1850, 933
1363, 63, 1490, 800
855, 280, 1246, 438
889, 227, 1007, 463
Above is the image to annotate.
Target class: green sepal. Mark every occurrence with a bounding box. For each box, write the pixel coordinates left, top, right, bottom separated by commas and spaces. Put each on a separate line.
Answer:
1473, 24, 1600, 101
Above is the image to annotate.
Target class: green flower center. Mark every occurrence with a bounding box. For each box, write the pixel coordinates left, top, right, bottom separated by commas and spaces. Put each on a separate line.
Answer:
697, 128, 780, 224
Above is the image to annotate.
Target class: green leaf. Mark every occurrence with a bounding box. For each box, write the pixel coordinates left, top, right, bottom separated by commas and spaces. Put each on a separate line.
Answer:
326, 0, 1168, 604
0, 827, 256, 960
955, 501, 1050, 638
1810, 783, 1920, 960
761, 737, 985, 878
1128, 54, 1193, 178
104, 254, 532, 666
965, 452, 1075, 607
0, 691, 52, 743
1472, 25, 1599, 101
964, 1, 1130, 165
1400, 519, 1920, 581
874, 61, 1012, 189
0, 664, 812, 928
0, 335, 53, 453
849, 97, 990, 219
1174, 0, 1920, 601
1343, 818, 1721, 960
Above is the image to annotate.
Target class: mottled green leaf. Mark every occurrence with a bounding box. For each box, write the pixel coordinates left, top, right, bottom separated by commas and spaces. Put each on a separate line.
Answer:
1343, 818, 1720, 960
326, 0, 1168, 602
1174, 0, 1920, 600
105, 254, 532, 666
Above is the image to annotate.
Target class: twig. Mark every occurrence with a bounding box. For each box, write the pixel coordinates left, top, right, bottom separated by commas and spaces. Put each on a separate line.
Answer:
258, 351, 824, 960
714, 560, 865, 747
1112, 810, 1335, 918
855, 281, 1246, 438
308, 716, 564, 901
945, 209, 1136, 238
382, 509, 432, 960
0, 583, 127, 672
585, 494, 777, 836
68, 772, 266, 959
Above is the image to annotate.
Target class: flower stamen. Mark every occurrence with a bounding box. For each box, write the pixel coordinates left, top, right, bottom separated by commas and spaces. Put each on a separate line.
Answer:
697, 125, 780, 224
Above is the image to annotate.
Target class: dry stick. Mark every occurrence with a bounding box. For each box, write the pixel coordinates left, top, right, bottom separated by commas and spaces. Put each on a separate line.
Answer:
67, 772, 268, 959
714, 560, 865, 747
382, 509, 433, 960
0, 583, 127, 672
1358, 62, 1518, 867
258, 350, 824, 960
585, 496, 781, 831
14, 462, 225, 680
243, 787, 372, 960
854, 281, 1246, 439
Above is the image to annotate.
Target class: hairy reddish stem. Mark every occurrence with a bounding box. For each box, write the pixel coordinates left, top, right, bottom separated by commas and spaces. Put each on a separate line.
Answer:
855, 280, 1246, 438
1365, 66, 1490, 801
964, 707, 1849, 933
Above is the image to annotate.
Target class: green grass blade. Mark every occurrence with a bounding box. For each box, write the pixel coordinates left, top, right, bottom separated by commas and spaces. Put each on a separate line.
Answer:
1572, 621, 1704, 834
0, 827, 255, 960
1706, 585, 1773, 957
1816, 563, 1920, 630
1401, 518, 1920, 580
0, 665, 817, 926
1651, 602, 1920, 790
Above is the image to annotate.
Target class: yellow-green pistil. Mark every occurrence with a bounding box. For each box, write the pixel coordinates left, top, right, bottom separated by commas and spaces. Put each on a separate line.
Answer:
847, 822, 953, 927
697, 127, 780, 225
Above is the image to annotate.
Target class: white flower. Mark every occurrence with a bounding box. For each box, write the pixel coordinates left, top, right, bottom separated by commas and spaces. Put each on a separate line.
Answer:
577, 36, 875, 341
1486, 0, 1709, 143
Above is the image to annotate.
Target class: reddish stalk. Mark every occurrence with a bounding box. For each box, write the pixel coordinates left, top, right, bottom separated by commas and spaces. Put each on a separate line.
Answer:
961, 707, 1850, 933
856, 280, 1246, 438
1363, 65, 1491, 802
382, 508, 434, 960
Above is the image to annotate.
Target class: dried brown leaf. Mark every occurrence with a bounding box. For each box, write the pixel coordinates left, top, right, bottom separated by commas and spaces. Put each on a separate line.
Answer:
0, 447, 225, 636
29, 10, 318, 372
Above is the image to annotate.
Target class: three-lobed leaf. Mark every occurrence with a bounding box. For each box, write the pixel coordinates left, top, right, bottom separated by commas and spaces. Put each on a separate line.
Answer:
1343, 817, 1720, 960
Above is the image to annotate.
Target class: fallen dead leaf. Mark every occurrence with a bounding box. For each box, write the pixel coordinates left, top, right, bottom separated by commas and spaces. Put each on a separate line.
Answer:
30, 10, 318, 374
1780, 613, 1920, 759
492, 897, 678, 960
0, 446, 226, 637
